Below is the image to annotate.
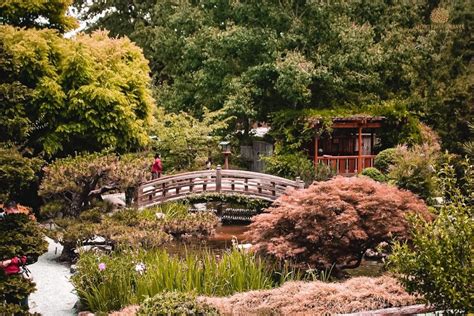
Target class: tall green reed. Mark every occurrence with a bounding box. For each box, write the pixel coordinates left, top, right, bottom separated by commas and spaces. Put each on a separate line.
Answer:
72, 248, 275, 313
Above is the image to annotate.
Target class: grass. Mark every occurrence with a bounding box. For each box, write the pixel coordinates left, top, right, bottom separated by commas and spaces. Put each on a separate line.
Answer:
72, 248, 278, 313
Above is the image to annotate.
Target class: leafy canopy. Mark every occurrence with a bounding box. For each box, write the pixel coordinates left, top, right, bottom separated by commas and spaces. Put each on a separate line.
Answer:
0, 26, 154, 156
0, 0, 78, 32
74, 0, 472, 153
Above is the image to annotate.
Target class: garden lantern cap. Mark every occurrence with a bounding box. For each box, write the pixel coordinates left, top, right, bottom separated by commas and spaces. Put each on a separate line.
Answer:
219, 141, 231, 153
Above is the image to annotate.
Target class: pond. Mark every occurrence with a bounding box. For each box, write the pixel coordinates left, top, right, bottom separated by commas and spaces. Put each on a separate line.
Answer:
167, 221, 385, 278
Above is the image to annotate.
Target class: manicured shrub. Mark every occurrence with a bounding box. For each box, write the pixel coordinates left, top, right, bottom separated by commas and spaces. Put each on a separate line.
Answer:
389, 162, 473, 313
0, 213, 48, 313
56, 204, 219, 260
138, 292, 219, 316
374, 148, 397, 173
361, 167, 386, 182
247, 176, 433, 271
39, 152, 151, 217
388, 125, 442, 202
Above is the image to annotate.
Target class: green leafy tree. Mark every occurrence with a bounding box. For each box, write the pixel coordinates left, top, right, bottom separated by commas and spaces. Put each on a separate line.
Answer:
150, 108, 230, 171
0, 26, 154, 156
390, 161, 474, 313
74, 0, 472, 154
0, 0, 78, 32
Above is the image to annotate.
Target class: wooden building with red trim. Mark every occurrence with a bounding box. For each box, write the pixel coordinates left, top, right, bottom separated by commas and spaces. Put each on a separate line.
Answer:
311, 116, 384, 175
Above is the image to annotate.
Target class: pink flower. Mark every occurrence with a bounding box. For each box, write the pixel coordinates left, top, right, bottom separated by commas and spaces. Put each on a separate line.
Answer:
98, 262, 106, 271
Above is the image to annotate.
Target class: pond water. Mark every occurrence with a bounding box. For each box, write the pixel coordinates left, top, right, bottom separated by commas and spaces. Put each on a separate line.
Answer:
168, 223, 385, 278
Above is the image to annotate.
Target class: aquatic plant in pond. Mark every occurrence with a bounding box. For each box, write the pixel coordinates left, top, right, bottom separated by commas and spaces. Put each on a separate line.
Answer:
72, 248, 276, 312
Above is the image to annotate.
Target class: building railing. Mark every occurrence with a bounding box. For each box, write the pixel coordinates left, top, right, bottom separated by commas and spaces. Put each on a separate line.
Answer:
316, 155, 376, 175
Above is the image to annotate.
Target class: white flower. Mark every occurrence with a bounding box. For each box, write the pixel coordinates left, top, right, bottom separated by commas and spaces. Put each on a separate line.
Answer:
135, 262, 146, 275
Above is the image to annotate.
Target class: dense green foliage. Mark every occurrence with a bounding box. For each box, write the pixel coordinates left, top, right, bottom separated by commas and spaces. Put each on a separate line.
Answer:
374, 148, 397, 173
390, 161, 473, 313
0, 145, 44, 203
263, 150, 316, 184
151, 108, 230, 171
0, 0, 78, 32
0, 26, 154, 156
138, 292, 219, 316
74, 0, 472, 154
183, 193, 271, 212
0, 214, 48, 313
72, 248, 275, 312
361, 167, 386, 182
388, 135, 441, 202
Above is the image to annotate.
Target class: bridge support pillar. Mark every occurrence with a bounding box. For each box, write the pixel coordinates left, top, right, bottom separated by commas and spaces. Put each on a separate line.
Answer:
216, 165, 222, 192
296, 177, 305, 189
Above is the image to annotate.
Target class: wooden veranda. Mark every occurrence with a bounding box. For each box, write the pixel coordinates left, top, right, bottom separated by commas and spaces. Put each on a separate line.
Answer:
313, 116, 383, 175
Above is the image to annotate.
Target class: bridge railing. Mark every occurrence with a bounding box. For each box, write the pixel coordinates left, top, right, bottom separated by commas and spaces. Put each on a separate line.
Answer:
135, 166, 304, 208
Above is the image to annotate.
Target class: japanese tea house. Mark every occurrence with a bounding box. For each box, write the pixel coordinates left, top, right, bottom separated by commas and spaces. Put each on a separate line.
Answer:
311, 116, 384, 175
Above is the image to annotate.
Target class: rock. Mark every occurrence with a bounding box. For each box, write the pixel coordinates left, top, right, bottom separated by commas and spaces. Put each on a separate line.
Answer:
85, 236, 106, 244
193, 203, 207, 211
70, 264, 77, 274
155, 212, 165, 219
101, 193, 126, 209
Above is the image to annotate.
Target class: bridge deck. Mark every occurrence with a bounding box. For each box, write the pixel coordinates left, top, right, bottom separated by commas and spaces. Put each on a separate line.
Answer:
136, 166, 304, 208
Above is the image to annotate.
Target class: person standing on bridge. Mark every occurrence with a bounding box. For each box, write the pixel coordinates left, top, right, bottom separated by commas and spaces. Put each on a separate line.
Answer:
151, 153, 163, 179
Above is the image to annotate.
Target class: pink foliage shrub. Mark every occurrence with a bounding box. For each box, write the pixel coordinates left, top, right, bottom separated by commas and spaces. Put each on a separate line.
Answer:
246, 176, 432, 270
200, 276, 419, 315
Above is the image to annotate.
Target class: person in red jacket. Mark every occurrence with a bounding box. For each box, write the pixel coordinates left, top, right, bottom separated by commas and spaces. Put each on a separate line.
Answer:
0, 256, 27, 276
151, 153, 163, 179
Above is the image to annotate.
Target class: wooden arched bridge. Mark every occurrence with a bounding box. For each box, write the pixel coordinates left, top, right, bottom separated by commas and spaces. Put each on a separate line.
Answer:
135, 166, 305, 208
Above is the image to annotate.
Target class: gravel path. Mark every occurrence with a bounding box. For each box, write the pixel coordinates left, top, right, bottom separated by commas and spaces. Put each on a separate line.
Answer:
28, 237, 78, 315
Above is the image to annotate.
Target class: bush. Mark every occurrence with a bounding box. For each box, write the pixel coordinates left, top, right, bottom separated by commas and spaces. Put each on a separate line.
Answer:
183, 193, 271, 212
374, 148, 397, 173
0, 213, 48, 313
0, 144, 44, 205
138, 292, 219, 316
314, 163, 336, 182
263, 151, 315, 184
56, 203, 219, 260
361, 167, 386, 182
389, 162, 473, 313
246, 177, 433, 271
39, 152, 151, 217
388, 125, 442, 202
389, 144, 439, 202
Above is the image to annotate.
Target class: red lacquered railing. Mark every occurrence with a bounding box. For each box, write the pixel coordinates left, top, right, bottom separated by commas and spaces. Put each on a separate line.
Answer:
316, 155, 376, 175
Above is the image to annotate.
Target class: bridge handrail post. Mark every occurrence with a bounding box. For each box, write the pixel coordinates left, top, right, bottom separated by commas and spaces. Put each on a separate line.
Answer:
216, 165, 222, 193
134, 185, 142, 208
296, 177, 305, 189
